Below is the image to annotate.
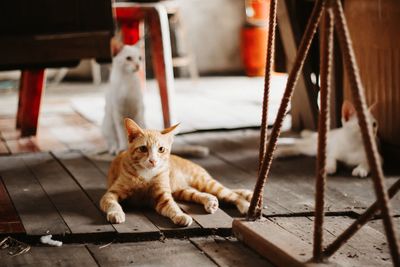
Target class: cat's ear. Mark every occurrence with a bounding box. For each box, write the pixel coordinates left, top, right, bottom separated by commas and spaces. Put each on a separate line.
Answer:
125, 118, 144, 142
341, 100, 356, 122
161, 123, 180, 136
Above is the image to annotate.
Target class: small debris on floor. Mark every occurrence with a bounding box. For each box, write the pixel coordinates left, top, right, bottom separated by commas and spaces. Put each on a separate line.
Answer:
0, 236, 31, 256
40, 235, 62, 247
99, 241, 114, 249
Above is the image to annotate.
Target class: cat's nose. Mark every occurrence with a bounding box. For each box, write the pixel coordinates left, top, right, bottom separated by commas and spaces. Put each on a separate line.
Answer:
149, 159, 157, 166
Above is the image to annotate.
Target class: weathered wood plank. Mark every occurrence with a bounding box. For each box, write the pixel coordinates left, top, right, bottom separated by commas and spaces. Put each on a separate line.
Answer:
178, 202, 233, 230
88, 239, 217, 267
1, 245, 98, 267
21, 152, 114, 234
191, 236, 274, 267
367, 218, 400, 240
232, 219, 312, 267
270, 216, 382, 266
0, 178, 24, 234
54, 150, 160, 236
322, 216, 392, 265
0, 156, 70, 235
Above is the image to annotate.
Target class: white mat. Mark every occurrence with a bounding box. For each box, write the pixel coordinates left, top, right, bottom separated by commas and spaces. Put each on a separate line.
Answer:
71, 76, 291, 133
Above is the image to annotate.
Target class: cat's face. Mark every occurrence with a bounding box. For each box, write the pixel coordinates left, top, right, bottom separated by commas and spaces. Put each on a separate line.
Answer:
113, 45, 142, 73
342, 100, 378, 135
124, 119, 179, 171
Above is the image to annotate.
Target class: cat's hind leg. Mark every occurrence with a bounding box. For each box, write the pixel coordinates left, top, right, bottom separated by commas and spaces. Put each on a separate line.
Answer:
191, 175, 250, 215
173, 188, 219, 214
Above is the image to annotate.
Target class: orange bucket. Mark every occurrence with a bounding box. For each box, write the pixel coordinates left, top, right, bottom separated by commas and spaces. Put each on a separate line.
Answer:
240, 25, 268, 77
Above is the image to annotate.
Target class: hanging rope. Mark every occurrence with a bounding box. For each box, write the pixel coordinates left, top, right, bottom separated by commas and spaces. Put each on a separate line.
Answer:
313, 1, 334, 261
248, 0, 326, 220
245, 0, 400, 264
331, 0, 400, 264
255, 0, 278, 219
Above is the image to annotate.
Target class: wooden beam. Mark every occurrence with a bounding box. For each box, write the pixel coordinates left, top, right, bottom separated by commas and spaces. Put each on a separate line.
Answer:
277, 0, 319, 131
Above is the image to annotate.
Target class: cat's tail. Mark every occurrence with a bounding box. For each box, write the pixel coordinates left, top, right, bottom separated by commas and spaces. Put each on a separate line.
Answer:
191, 172, 250, 214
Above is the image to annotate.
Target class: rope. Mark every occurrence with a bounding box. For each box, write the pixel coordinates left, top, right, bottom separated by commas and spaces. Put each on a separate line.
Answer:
332, 0, 400, 264
255, 0, 278, 219
323, 178, 400, 258
313, 2, 334, 261
248, 0, 326, 219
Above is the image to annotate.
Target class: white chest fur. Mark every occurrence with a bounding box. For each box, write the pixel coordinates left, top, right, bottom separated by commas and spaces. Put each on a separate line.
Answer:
136, 167, 162, 182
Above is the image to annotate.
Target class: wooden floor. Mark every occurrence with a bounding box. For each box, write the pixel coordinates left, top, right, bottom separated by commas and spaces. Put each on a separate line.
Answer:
0, 81, 399, 266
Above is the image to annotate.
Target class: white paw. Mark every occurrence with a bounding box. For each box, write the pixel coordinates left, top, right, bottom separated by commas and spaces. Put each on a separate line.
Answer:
326, 162, 337, 175
172, 213, 193, 227
237, 200, 250, 215
352, 166, 369, 178
107, 210, 126, 224
204, 196, 219, 214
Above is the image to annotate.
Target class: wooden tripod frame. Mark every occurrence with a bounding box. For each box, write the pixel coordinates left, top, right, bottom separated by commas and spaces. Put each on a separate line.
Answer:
233, 0, 400, 265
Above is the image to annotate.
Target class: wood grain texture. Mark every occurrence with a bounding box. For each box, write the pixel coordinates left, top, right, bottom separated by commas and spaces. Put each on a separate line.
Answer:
191, 236, 274, 267
0, 156, 70, 235
21, 152, 114, 234
232, 219, 311, 267
178, 202, 233, 230
0, 178, 24, 234
87, 239, 217, 267
0, 245, 98, 267
270, 216, 382, 266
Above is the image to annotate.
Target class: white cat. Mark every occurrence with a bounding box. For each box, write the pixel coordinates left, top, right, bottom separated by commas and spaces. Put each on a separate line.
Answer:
102, 44, 145, 154
274, 101, 381, 178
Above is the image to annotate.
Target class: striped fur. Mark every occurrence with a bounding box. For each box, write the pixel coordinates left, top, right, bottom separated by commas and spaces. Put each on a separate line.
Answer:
100, 118, 253, 226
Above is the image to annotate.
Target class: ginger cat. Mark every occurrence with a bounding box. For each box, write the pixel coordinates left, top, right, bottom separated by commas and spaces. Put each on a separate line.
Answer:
100, 119, 253, 226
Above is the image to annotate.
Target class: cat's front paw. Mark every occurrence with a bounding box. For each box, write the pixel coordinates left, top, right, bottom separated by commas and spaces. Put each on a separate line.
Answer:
326, 160, 337, 175
107, 210, 126, 224
172, 213, 193, 227
237, 200, 250, 215
204, 196, 219, 214
352, 165, 369, 178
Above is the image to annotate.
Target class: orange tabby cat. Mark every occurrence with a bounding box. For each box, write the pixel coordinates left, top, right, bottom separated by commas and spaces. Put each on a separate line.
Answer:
100, 118, 253, 226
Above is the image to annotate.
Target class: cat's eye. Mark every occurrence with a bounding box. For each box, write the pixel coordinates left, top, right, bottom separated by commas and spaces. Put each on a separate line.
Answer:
126, 56, 132, 61
158, 147, 166, 153
138, 146, 148, 153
